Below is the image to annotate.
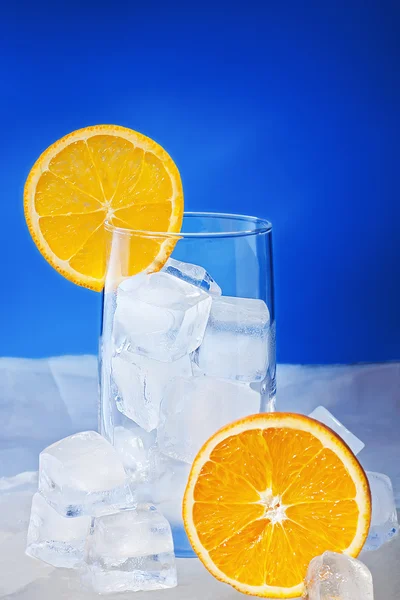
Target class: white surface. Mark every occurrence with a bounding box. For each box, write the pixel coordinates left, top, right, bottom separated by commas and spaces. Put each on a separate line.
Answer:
0, 356, 98, 477
0, 358, 72, 444
0, 357, 399, 598
308, 405, 365, 455
0, 476, 399, 599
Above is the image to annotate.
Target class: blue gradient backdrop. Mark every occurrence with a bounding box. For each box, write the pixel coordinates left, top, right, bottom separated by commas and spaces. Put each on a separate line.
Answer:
1, 1, 399, 363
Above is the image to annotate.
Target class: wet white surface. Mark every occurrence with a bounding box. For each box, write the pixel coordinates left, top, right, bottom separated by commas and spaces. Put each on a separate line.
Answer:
0, 357, 399, 598
0, 524, 399, 600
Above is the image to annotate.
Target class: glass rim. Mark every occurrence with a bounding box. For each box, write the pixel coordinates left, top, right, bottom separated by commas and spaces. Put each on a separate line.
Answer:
105, 211, 272, 239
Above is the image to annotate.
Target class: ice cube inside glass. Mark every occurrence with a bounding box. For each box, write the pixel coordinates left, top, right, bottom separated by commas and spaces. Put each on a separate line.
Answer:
158, 375, 261, 463
112, 350, 191, 432
194, 296, 270, 382
113, 424, 156, 482
113, 272, 212, 362
163, 257, 222, 296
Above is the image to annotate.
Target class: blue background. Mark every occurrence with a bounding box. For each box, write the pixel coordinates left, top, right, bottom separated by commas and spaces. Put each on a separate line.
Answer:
1, 1, 399, 364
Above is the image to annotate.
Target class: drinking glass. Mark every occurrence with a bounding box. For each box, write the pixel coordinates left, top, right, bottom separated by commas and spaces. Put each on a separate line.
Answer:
100, 212, 275, 557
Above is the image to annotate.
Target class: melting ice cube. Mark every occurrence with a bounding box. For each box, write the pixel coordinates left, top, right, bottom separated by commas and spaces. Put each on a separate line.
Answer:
38, 431, 133, 517
364, 471, 399, 551
26, 492, 90, 568
305, 551, 374, 599
82, 505, 177, 594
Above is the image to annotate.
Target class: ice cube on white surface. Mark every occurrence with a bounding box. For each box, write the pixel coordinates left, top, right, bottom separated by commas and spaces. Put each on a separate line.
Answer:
112, 351, 191, 431
113, 424, 156, 482
158, 376, 260, 463
305, 551, 374, 599
194, 296, 270, 382
309, 406, 365, 455
163, 257, 222, 296
114, 272, 212, 362
364, 471, 399, 551
82, 505, 177, 594
38, 431, 133, 517
26, 493, 90, 568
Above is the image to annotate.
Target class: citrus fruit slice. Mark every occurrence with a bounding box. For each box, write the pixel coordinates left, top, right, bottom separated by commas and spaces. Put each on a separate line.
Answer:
183, 412, 371, 598
24, 125, 184, 291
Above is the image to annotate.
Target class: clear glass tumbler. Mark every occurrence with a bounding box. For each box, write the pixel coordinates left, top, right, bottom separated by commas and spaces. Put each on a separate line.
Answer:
100, 212, 275, 557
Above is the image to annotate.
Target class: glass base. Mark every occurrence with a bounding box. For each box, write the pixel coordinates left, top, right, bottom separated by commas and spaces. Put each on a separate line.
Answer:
172, 525, 196, 558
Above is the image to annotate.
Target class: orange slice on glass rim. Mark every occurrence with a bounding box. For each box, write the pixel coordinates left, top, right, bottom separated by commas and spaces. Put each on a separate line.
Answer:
24, 125, 183, 291
183, 412, 371, 598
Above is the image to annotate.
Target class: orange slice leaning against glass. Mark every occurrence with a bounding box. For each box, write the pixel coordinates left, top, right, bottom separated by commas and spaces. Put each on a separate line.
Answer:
24, 125, 184, 291
183, 412, 371, 598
